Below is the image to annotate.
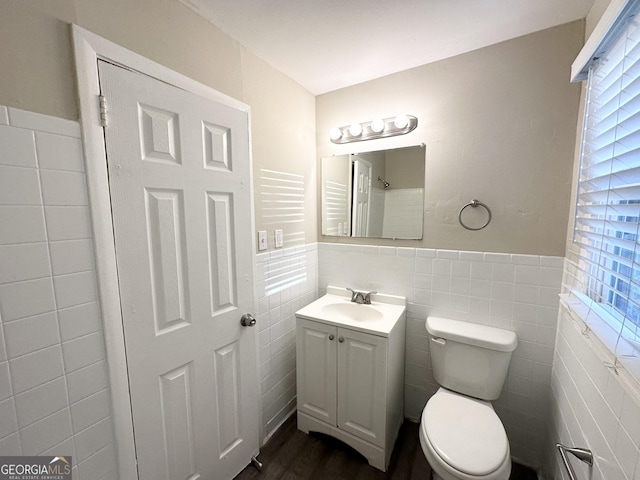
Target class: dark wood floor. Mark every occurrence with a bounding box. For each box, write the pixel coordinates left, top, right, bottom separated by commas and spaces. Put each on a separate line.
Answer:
235, 415, 538, 480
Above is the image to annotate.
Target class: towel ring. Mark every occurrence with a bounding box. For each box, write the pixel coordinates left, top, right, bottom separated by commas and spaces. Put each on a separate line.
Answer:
458, 199, 492, 231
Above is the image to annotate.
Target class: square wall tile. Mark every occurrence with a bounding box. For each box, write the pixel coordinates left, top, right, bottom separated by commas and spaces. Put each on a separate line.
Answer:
66, 361, 109, 404
515, 265, 540, 285
49, 239, 96, 276
75, 417, 114, 462
35, 132, 84, 171
70, 389, 111, 433
53, 271, 98, 310
40, 170, 89, 207
3, 311, 60, 359
0, 433, 21, 456
44, 206, 92, 241
0, 243, 51, 284
0, 277, 55, 321
0, 125, 36, 167
58, 302, 102, 342
0, 165, 41, 206
9, 345, 64, 395
77, 444, 117, 480
19, 407, 73, 455
14, 377, 69, 428
0, 206, 47, 245
62, 332, 105, 373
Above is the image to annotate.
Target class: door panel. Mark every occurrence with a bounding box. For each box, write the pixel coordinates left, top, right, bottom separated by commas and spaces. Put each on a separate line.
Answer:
145, 188, 190, 333
206, 192, 235, 312
159, 362, 197, 480
99, 60, 258, 480
351, 159, 372, 237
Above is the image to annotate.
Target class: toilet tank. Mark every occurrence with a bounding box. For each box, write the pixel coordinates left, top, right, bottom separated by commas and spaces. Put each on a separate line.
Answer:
426, 317, 518, 401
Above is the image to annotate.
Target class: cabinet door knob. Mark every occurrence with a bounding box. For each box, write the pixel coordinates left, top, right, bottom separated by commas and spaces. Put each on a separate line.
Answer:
338, 336, 344, 343
329, 334, 335, 340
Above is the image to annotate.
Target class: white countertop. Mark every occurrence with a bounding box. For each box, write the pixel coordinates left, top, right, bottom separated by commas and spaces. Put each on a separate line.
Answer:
295, 286, 406, 337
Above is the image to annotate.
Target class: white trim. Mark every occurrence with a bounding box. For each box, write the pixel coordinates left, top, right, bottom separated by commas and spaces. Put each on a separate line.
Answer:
571, 0, 632, 82
71, 25, 257, 479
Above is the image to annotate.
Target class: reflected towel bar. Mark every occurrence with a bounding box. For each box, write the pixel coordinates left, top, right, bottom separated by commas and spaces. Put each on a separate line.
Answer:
556, 443, 593, 480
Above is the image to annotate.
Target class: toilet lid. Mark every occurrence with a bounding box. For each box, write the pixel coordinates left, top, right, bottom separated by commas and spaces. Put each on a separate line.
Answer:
423, 389, 509, 476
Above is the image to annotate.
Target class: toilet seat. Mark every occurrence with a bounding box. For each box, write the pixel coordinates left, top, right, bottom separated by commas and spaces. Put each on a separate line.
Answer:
420, 388, 510, 480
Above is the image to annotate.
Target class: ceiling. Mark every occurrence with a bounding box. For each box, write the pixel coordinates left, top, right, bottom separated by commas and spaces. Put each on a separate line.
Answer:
179, 0, 595, 95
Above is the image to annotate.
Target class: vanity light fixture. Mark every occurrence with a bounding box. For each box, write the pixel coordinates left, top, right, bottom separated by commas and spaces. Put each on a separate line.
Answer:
329, 114, 418, 144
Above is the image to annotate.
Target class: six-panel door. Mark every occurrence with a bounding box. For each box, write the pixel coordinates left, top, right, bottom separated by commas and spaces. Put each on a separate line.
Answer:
100, 60, 259, 480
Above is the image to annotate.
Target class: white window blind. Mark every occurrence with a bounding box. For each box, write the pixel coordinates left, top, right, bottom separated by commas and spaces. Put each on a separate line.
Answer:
574, 14, 640, 350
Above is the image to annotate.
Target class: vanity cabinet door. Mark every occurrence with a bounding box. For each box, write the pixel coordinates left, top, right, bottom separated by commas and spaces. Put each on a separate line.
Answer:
296, 319, 337, 426
337, 328, 387, 447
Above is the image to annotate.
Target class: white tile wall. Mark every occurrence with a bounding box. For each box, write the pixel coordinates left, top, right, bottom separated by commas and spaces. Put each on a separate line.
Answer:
255, 244, 319, 441
317, 242, 564, 469
0, 106, 117, 479
543, 304, 640, 480
382, 188, 423, 239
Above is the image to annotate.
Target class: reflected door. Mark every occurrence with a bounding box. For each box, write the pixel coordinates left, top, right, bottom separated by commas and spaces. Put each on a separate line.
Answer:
351, 158, 372, 237
99, 60, 258, 480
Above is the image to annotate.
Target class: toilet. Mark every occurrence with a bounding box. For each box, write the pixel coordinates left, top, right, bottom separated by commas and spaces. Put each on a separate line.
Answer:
419, 316, 518, 480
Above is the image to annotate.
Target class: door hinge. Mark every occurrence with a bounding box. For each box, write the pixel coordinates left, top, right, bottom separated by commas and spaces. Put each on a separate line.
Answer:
99, 95, 108, 128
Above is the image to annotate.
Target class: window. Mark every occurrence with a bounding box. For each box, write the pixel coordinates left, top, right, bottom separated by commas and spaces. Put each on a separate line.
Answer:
573, 8, 640, 352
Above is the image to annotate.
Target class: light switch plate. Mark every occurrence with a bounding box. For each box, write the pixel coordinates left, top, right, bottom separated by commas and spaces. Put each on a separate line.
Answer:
258, 230, 268, 251
275, 229, 283, 248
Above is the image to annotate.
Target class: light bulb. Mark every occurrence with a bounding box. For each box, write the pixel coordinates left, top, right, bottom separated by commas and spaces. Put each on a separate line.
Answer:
370, 118, 385, 133
329, 127, 342, 141
394, 114, 409, 129
349, 123, 362, 136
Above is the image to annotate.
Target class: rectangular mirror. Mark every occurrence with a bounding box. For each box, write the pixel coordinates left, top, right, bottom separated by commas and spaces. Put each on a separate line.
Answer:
321, 144, 425, 239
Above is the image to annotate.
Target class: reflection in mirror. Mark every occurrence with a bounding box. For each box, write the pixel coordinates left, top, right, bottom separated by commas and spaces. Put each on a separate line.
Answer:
321, 145, 425, 240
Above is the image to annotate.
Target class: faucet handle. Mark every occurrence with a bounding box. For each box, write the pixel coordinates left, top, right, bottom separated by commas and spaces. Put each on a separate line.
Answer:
346, 287, 358, 302
363, 291, 377, 304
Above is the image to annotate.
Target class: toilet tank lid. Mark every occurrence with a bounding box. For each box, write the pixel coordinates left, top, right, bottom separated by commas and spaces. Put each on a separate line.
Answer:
426, 317, 517, 352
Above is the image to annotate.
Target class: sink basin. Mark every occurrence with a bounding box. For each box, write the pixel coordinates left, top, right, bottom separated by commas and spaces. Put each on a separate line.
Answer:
295, 286, 406, 337
320, 302, 384, 322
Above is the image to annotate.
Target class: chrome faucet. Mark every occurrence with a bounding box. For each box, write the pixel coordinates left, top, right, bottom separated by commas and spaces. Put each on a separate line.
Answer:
346, 288, 377, 305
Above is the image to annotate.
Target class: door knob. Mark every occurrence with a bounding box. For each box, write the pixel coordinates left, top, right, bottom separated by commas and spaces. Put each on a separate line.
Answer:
241, 313, 256, 327
338, 337, 344, 343
329, 334, 335, 340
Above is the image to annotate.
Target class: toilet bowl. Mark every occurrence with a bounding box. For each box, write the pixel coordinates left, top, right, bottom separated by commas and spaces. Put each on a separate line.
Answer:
419, 388, 511, 480
419, 317, 517, 480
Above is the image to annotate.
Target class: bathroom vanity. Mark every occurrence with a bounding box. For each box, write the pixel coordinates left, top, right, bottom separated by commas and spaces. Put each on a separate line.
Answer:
295, 286, 406, 471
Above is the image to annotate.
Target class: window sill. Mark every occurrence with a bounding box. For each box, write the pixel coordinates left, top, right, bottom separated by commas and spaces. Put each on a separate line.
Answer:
560, 291, 640, 397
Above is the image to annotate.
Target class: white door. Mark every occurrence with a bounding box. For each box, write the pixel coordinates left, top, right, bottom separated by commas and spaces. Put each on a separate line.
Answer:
351, 157, 372, 237
337, 328, 386, 447
99, 60, 259, 480
296, 319, 337, 425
